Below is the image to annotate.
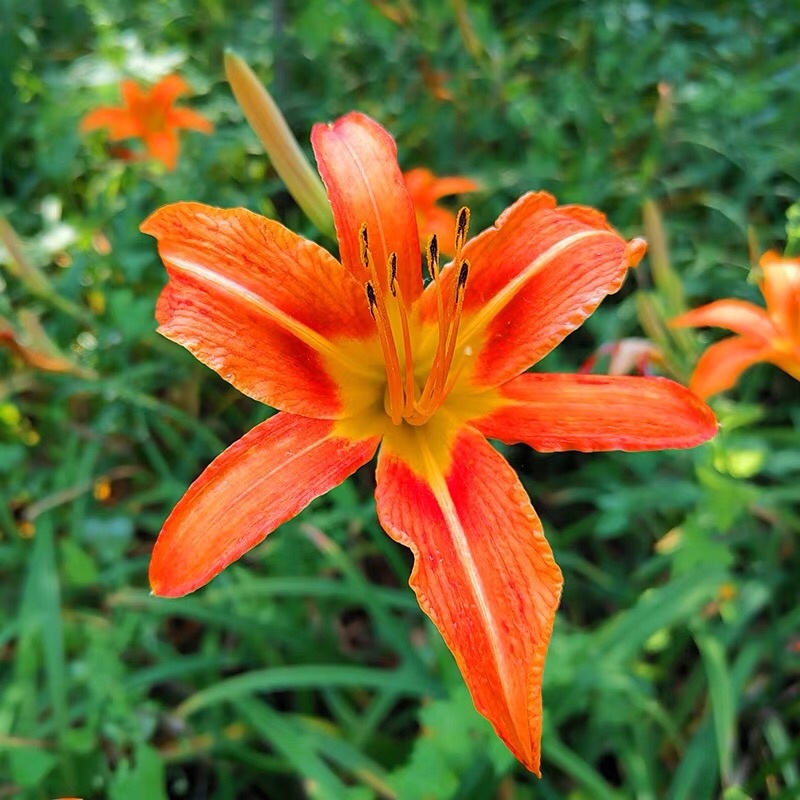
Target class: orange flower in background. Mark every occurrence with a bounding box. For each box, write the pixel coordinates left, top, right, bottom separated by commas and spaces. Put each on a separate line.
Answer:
141, 112, 717, 774
81, 76, 213, 170
403, 167, 479, 256
671, 251, 800, 397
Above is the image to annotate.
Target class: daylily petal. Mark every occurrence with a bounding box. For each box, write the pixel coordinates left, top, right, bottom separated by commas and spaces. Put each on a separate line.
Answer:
121, 79, 146, 109
421, 191, 645, 387
403, 167, 478, 203
311, 111, 422, 303
150, 74, 191, 107
80, 107, 141, 139
424, 175, 480, 201
689, 336, 771, 398
760, 251, 800, 342
376, 422, 563, 774
167, 107, 214, 134
670, 299, 777, 342
141, 202, 376, 418
769, 349, 800, 383
474, 373, 717, 452
402, 166, 437, 198
151, 413, 380, 597
145, 129, 180, 170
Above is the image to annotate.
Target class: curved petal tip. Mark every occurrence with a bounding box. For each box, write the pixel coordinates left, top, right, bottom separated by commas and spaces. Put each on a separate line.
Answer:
626, 237, 647, 268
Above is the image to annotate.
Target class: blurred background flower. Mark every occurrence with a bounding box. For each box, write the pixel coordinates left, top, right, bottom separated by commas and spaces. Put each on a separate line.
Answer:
81, 75, 213, 170
672, 251, 800, 397
403, 167, 479, 255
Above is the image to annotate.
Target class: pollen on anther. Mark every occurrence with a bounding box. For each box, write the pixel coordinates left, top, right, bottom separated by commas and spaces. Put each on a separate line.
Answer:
455, 207, 470, 251
425, 235, 440, 284
457, 260, 470, 291
388, 252, 398, 296
359, 224, 370, 269
428, 235, 439, 267
365, 282, 377, 318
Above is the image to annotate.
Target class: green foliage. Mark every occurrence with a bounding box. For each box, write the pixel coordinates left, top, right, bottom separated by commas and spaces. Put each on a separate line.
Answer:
1, 0, 798, 797
386, 684, 514, 799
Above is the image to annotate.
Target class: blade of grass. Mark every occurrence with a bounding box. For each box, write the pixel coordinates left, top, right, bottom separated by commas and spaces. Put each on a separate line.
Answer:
594, 568, 725, 664
18, 515, 74, 787
232, 698, 354, 800
177, 664, 441, 718
124, 654, 237, 692
543, 731, 625, 800
299, 524, 430, 678
208, 577, 419, 611
289, 713, 397, 799
667, 716, 718, 800
762, 715, 799, 791
0, 216, 91, 323
693, 627, 735, 786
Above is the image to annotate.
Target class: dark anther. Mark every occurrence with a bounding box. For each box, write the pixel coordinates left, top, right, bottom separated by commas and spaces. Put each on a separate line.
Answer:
365, 282, 377, 319
389, 253, 398, 296
428, 235, 439, 267
457, 260, 470, 291
456, 207, 470, 248
359, 224, 370, 269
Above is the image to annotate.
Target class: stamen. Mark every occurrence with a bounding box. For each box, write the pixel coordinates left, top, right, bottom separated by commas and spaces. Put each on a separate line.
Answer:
387, 252, 415, 417
367, 207, 474, 428
365, 282, 377, 319
409, 214, 473, 425
426, 235, 447, 376
441, 260, 470, 378
360, 225, 404, 425
411, 256, 471, 424
455, 207, 470, 253
359, 224, 370, 270
457, 260, 470, 290
427, 234, 439, 277
389, 252, 398, 297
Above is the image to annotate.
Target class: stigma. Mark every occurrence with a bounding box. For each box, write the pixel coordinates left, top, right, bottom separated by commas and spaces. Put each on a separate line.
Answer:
360, 209, 471, 427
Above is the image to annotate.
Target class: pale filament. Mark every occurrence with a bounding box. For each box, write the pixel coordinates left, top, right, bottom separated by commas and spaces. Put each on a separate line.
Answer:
360, 209, 471, 427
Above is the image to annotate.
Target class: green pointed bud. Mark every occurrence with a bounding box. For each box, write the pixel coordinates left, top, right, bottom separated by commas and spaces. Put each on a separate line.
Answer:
224, 51, 335, 236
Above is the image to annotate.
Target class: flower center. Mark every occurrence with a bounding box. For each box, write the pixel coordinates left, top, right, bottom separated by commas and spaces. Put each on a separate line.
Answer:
134, 99, 167, 133
361, 209, 471, 427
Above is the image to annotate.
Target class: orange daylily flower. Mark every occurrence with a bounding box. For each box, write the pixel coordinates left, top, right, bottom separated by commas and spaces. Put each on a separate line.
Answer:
141, 112, 717, 774
671, 251, 800, 397
81, 76, 213, 171
403, 167, 479, 256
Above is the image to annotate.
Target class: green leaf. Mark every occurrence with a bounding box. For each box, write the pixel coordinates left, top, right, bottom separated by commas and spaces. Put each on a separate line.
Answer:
8, 746, 57, 788
60, 537, 99, 587
109, 744, 168, 800
81, 515, 134, 563
386, 685, 512, 800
